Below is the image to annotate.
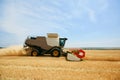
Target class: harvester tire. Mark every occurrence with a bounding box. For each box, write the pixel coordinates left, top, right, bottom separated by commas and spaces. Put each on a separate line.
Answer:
31, 50, 39, 56
51, 49, 61, 57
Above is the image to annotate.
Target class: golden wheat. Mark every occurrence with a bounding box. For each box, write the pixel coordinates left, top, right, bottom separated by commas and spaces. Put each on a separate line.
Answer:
0, 46, 120, 80
84, 50, 120, 61
0, 56, 120, 80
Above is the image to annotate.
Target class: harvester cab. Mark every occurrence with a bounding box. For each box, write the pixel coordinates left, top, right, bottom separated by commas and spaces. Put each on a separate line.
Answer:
59, 38, 67, 47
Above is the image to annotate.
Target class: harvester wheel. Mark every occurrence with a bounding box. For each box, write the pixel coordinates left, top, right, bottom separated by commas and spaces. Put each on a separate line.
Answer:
51, 49, 61, 57
31, 50, 38, 56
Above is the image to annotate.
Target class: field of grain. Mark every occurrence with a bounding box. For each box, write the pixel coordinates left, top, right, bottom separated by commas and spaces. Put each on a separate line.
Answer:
0, 46, 120, 80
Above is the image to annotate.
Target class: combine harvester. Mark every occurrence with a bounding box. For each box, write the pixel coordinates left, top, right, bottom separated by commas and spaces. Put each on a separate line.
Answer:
24, 33, 67, 57
24, 33, 85, 61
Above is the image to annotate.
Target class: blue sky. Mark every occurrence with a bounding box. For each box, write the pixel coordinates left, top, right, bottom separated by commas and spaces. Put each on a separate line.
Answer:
0, 0, 120, 47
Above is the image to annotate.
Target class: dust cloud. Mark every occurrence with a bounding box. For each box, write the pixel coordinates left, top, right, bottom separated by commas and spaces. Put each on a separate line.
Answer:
0, 45, 27, 56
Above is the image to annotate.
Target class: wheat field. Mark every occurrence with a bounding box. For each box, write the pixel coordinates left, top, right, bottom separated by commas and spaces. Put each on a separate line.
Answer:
0, 46, 120, 80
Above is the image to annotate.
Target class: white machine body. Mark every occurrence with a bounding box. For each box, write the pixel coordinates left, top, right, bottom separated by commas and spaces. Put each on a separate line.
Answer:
46, 33, 59, 46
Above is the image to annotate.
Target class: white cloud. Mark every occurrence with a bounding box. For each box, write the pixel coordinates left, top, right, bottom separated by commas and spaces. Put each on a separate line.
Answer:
1, 0, 28, 36
88, 9, 96, 23
1, 0, 70, 37
99, 0, 109, 12
81, 0, 109, 23
1, 0, 109, 35
2, 0, 117, 47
